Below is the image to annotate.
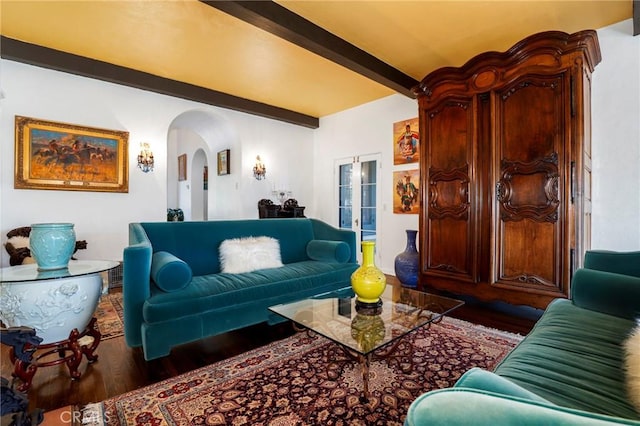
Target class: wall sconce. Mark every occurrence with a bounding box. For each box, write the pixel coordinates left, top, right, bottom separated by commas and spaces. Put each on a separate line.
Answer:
253, 155, 266, 180
137, 142, 154, 173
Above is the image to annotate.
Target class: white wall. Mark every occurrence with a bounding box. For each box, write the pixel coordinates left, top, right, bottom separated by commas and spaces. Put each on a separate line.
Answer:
0, 60, 315, 266
171, 129, 209, 221
167, 108, 316, 221
312, 19, 640, 275
592, 20, 640, 250
313, 94, 420, 274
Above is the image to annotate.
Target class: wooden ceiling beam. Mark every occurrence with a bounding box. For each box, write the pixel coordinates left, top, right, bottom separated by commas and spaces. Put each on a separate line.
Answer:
634, 0, 639, 36
0, 36, 320, 129
202, 0, 419, 98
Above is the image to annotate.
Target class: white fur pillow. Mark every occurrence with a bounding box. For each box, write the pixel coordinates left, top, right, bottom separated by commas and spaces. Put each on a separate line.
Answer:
625, 319, 640, 412
219, 236, 283, 274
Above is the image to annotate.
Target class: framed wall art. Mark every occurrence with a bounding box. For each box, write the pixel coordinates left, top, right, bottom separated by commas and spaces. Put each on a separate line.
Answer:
393, 117, 420, 165
178, 154, 187, 181
14, 116, 129, 193
394, 169, 420, 214
217, 149, 230, 176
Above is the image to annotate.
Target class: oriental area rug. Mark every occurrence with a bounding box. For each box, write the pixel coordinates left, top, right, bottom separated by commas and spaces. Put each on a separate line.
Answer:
95, 292, 124, 341
101, 317, 522, 426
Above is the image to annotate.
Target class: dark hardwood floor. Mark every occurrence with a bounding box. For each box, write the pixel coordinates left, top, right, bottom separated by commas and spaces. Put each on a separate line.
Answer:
2, 279, 541, 414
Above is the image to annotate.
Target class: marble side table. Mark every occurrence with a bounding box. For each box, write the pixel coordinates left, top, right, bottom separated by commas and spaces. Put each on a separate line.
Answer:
0, 260, 119, 391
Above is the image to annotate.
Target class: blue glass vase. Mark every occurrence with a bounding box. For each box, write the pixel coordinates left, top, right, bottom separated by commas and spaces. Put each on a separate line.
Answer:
29, 223, 76, 271
394, 229, 419, 288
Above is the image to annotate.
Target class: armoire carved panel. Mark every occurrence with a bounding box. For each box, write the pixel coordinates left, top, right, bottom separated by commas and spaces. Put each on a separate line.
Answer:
416, 30, 600, 309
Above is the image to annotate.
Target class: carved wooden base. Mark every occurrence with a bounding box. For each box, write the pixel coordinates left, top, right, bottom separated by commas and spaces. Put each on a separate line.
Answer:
9, 317, 101, 392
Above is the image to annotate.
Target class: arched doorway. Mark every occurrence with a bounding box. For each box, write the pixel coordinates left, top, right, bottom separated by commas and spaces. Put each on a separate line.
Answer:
167, 109, 238, 220
191, 149, 208, 220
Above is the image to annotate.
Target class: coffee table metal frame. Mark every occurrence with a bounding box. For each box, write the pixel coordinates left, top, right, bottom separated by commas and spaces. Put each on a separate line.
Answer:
269, 284, 464, 402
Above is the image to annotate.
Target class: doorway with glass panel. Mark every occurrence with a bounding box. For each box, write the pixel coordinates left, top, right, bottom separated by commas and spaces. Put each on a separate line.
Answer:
336, 154, 381, 262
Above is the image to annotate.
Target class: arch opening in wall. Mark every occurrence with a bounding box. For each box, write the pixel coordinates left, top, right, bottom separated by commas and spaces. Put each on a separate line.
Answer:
167, 109, 239, 220
191, 149, 208, 221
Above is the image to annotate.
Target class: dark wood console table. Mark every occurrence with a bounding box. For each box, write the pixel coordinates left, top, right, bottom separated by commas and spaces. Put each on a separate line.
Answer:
258, 199, 306, 218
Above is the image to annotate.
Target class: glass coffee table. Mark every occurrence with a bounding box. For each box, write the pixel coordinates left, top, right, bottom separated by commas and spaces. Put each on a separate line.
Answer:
269, 284, 464, 402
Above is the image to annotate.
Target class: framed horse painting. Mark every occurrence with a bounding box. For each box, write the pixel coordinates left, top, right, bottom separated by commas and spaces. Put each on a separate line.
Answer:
14, 116, 129, 193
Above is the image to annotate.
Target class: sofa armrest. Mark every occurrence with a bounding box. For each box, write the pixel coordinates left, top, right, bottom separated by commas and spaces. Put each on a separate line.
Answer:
584, 250, 640, 278
453, 368, 550, 403
309, 218, 357, 263
571, 268, 640, 320
404, 389, 637, 426
123, 223, 153, 348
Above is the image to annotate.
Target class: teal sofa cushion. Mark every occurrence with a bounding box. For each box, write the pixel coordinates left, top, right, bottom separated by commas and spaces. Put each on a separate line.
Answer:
139, 219, 316, 276
306, 240, 350, 263
150, 251, 192, 292
571, 268, 640, 320
493, 299, 637, 419
143, 260, 355, 323
584, 250, 640, 278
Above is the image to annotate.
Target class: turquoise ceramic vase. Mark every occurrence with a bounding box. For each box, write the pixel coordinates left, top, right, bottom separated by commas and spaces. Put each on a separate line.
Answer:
29, 223, 76, 271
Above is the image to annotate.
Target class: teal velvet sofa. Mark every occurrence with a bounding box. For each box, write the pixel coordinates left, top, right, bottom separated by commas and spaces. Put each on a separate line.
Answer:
405, 250, 640, 425
123, 218, 358, 360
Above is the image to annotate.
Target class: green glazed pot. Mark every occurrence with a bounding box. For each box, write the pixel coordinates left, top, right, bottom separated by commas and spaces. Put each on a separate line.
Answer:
29, 223, 76, 271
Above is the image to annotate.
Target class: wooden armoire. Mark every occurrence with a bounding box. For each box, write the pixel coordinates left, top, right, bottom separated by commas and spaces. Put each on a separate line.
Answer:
415, 30, 601, 309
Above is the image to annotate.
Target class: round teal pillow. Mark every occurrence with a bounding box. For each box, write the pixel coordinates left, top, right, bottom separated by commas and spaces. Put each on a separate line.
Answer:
150, 251, 193, 292
306, 240, 350, 264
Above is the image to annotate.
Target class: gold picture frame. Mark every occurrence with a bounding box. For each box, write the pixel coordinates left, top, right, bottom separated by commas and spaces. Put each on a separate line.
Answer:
14, 116, 129, 193
217, 149, 230, 176
178, 153, 187, 181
